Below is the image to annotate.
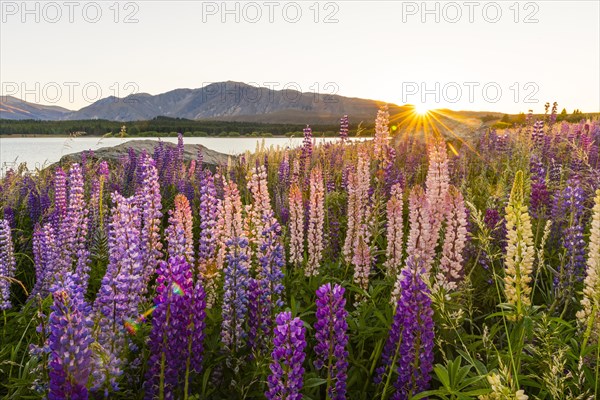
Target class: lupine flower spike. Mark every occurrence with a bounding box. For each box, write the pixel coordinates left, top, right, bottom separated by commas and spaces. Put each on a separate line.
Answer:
0, 219, 16, 310
266, 311, 307, 400
288, 183, 304, 267
578, 189, 600, 343
314, 283, 349, 399
436, 187, 468, 293
504, 171, 534, 321
384, 183, 404, 277
306, 166, 325, 276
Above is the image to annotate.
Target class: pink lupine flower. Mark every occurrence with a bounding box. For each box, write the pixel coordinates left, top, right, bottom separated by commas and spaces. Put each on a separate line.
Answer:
343, 171, 359, 266
166, 194, 195, 265
425, 141, 450, 247
435, 187, 468, 292
406, 187, 435, 270
288, 183, 304, 267
291, 158, 301, 185
374, 105, 390, 162
384, 183, 404, 277
242, 164, 286, 349
343, 148, 373, 291
216, 178, 245, 271
245, 165, 274, 255
306, 167, 325, 276
353, 226, 372, 291
392, 187, 434, 303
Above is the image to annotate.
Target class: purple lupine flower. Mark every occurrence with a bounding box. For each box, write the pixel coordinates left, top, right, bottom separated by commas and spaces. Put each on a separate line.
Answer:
80, 150, 89, 175
258, 213, 285, 307
188, 280, 207, 374
484, 208, 506, 245
144, 256, 205, 399
61, 164, 90, 291
47, 275, 93, 400
529, 156, 550, 219
394, 259, 435, 399
530, 178, 550, 219
376, 257, 434, 399
246, 277, 266, 354
93, 193, 145, 392
136, 153, 163, 287
164, 147, 178, 186
384, 147, 404, 197
339, 115, 349, 142
198, 170, 219, 271
31, 222, 61, 297
327, 201, 342, 260
89, 161, 110, 233
176, 133, 185, 191
153, 141, 166, 178
3, 206, 14, 228
221, 237, 250, 355
125, 147, 139, 191
27, 177, 44, 224
247, 213, 286, 354
562, 224, 586, 281
555, 179, 587, 292
31, 225, 44, 299
0, 219, 16, 310
266, 311, 306, 400
314, 283, 349, 400
300, 125, 313, 179
52, 167, 67, 227
496, 130, 508, 154
279, 153, 291, 189
532, 120, 545, 146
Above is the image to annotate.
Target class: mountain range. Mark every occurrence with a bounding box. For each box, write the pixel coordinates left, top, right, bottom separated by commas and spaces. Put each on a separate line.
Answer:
1, 81, 405, 124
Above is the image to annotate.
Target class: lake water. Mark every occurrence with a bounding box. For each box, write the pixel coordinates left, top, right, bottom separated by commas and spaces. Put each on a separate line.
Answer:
0, 136, 357, 173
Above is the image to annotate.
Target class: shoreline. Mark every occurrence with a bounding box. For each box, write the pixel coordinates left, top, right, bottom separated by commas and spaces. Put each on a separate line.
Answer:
0, 134, 374, 139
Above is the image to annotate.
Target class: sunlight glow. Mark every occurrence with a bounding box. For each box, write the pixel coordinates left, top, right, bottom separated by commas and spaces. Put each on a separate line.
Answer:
414, 104, 432, 115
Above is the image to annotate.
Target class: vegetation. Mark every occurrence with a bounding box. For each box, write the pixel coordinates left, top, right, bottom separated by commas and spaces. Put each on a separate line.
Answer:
0, 116, 366, 137
0, 108, 599, 399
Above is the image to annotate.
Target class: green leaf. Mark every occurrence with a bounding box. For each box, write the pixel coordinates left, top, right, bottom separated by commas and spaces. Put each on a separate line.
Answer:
304, 377, 327, 388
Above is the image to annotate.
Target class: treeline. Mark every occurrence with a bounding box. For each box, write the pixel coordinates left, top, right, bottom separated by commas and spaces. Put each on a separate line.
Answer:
490, 109, 598, 130
0, 117, 361, 137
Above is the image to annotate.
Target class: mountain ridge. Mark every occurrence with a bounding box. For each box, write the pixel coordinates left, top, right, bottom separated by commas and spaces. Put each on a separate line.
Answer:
2, 81, 403, 124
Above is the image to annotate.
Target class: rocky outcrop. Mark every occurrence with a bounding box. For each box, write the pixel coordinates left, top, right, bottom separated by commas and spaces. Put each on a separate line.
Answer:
57, 139, 231, 168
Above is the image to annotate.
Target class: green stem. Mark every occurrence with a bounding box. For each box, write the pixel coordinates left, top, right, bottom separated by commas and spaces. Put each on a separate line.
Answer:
381, 332, 403, 399
490, 252, 520, 388
595, 337, 599, 398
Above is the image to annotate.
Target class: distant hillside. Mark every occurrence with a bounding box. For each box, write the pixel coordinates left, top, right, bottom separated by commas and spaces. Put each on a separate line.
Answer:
1, 82, 398, 124
0, 96, 72, 120
69, 81, 398, 124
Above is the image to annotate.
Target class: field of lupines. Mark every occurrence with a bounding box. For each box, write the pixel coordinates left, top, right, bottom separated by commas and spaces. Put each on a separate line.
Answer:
0, 107, 599, 399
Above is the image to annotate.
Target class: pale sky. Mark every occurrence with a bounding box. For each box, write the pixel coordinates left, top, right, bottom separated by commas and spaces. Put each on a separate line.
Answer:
1, 0, 599, 114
